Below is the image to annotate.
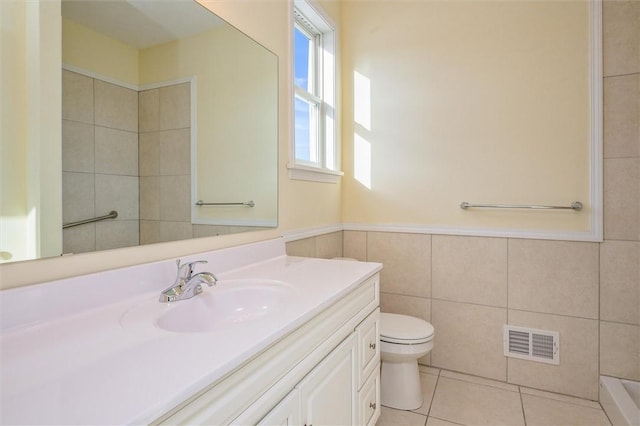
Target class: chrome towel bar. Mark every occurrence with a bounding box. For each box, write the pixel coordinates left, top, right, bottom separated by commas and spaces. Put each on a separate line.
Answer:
460, 201, 583, 211
63, 210, 118, 229
196, 200, 255, 207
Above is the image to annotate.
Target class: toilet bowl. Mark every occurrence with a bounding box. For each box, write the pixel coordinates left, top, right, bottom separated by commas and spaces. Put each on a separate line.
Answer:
380, 312, 434, 410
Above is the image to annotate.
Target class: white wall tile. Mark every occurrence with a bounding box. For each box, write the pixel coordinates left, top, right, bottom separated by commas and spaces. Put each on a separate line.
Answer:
344, 230, 367, 261
94, 79, 138, 132
603, 0, 640, 77
62, 70, 93, 124
508, 239, 599, 319
432, 235, 507, 307
604, 74, 640, 159
431, 300, 507, 381
604, 158, 640, 241
95, 174, 139, 220
600, 240, 640, 325
62, 120, 94, 173
600, 321, 640, 381
316, 231, 343, 259
286, 238, 316, 257
368, 232, 431, 298
95, 127, 138, 176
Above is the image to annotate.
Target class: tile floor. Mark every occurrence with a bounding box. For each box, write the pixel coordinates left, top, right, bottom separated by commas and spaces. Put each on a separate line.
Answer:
376, 367, 612, 426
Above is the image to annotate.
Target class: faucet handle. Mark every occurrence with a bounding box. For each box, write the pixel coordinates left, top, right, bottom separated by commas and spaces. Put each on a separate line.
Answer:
178, 259, 208, 279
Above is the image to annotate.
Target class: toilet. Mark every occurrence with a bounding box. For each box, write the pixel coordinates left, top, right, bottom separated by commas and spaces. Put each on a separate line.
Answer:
380, 312, 435, 410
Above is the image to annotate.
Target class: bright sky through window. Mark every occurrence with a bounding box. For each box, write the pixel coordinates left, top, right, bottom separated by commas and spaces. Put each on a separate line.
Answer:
294, 27, 313, 162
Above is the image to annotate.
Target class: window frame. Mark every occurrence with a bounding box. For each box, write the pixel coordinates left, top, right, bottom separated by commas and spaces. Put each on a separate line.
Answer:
289, 0, 342, 183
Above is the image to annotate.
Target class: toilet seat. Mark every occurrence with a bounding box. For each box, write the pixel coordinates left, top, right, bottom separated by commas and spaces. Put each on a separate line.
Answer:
380, 313, 434, 345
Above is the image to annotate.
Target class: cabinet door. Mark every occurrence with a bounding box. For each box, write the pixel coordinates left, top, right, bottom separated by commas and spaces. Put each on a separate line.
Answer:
257, 390, 300, 426
298, 333, 357, 426
358, 368, 380, 426
357, 308, 380, 389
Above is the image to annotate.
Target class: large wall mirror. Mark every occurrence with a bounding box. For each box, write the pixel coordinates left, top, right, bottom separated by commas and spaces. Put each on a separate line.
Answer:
1, 0, 278, 264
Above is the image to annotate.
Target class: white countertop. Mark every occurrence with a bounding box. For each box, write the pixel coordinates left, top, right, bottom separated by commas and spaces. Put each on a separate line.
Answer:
0, 239, 381, 425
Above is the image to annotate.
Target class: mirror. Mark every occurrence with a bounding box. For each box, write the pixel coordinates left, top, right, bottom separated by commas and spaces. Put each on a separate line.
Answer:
1, 0, 278, 263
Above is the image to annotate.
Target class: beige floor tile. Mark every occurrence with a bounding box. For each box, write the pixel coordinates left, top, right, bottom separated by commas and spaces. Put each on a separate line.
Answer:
377, 406, 427, 426
429, 376, 525, 426
522, 394, 610, 426
426, 417, 462, 426
520, 387, 602, 409
411, 373, 439, 416
440, 370, 519, 393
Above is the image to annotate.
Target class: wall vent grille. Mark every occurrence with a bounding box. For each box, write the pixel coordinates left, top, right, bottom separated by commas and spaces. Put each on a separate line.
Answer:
503, 325, 559, 365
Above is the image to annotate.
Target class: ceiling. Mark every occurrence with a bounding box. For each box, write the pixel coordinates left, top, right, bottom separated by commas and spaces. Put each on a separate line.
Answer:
61, 0, 224, 49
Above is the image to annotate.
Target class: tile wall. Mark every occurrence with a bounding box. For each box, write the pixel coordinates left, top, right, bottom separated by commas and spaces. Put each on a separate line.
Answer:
62, 70, 139, 254
138, 83, 193, 244
599, 0, 640, 384
286, 1, 639, 402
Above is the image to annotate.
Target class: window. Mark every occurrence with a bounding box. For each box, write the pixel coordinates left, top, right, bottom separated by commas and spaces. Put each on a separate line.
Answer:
290, 0, 342, 183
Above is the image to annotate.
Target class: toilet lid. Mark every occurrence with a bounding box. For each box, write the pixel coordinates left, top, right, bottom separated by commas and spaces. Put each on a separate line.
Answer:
380, 313, 434, 344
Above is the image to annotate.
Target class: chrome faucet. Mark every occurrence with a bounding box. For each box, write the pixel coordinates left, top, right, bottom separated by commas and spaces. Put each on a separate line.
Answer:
159, 260, 218, 303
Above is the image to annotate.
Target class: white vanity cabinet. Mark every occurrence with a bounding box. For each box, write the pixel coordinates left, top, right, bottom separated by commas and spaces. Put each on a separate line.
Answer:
356, 310, 381, 426
297, 333, 357, 425
155, 273, 381, 426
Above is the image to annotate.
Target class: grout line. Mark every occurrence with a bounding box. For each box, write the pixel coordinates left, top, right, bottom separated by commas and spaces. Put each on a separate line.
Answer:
506, 238, 510, 383
519, 387, 528, 426
438, 371, 520, 393
428, 416, 465, 426
521, 390, 606, 410
604, 71, 640, 79
424, 370, 440, 421
597, 237, 601, 382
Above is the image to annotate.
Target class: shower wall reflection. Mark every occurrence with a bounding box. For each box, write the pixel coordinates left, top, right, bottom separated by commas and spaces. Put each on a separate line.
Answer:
138, 82, 192, 244
62, 70, 140, 254
62, 70, 265, 255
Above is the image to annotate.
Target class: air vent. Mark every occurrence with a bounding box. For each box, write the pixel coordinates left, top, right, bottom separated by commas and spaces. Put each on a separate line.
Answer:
503, 325, 559, 365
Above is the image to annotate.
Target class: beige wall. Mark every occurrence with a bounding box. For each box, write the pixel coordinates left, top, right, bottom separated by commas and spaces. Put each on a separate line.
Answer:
341, 0, 593, 236
62, 18, 139, 86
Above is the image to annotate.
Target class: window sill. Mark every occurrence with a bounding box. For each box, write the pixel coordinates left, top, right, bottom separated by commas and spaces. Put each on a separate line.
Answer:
287, 163, 344, 183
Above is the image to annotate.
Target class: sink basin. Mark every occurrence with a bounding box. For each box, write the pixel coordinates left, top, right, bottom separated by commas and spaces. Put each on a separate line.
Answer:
121, 279, 295, 333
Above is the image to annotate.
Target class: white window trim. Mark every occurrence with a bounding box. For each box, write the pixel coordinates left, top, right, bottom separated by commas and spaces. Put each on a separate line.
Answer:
290, 0, 342, 183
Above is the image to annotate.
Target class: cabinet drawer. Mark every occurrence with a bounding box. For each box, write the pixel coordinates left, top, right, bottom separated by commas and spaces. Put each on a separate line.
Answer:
357, 308, 380, 389
358, 367, 380, 426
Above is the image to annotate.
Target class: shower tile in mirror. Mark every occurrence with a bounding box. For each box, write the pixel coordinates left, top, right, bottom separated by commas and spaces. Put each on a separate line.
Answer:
94, 79, 138, 132
95, 127, 138, 176
62, 70, 93, 124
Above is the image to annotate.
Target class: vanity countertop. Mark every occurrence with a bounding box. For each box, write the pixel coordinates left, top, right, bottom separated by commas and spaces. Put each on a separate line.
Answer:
0, 239, 381, 425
